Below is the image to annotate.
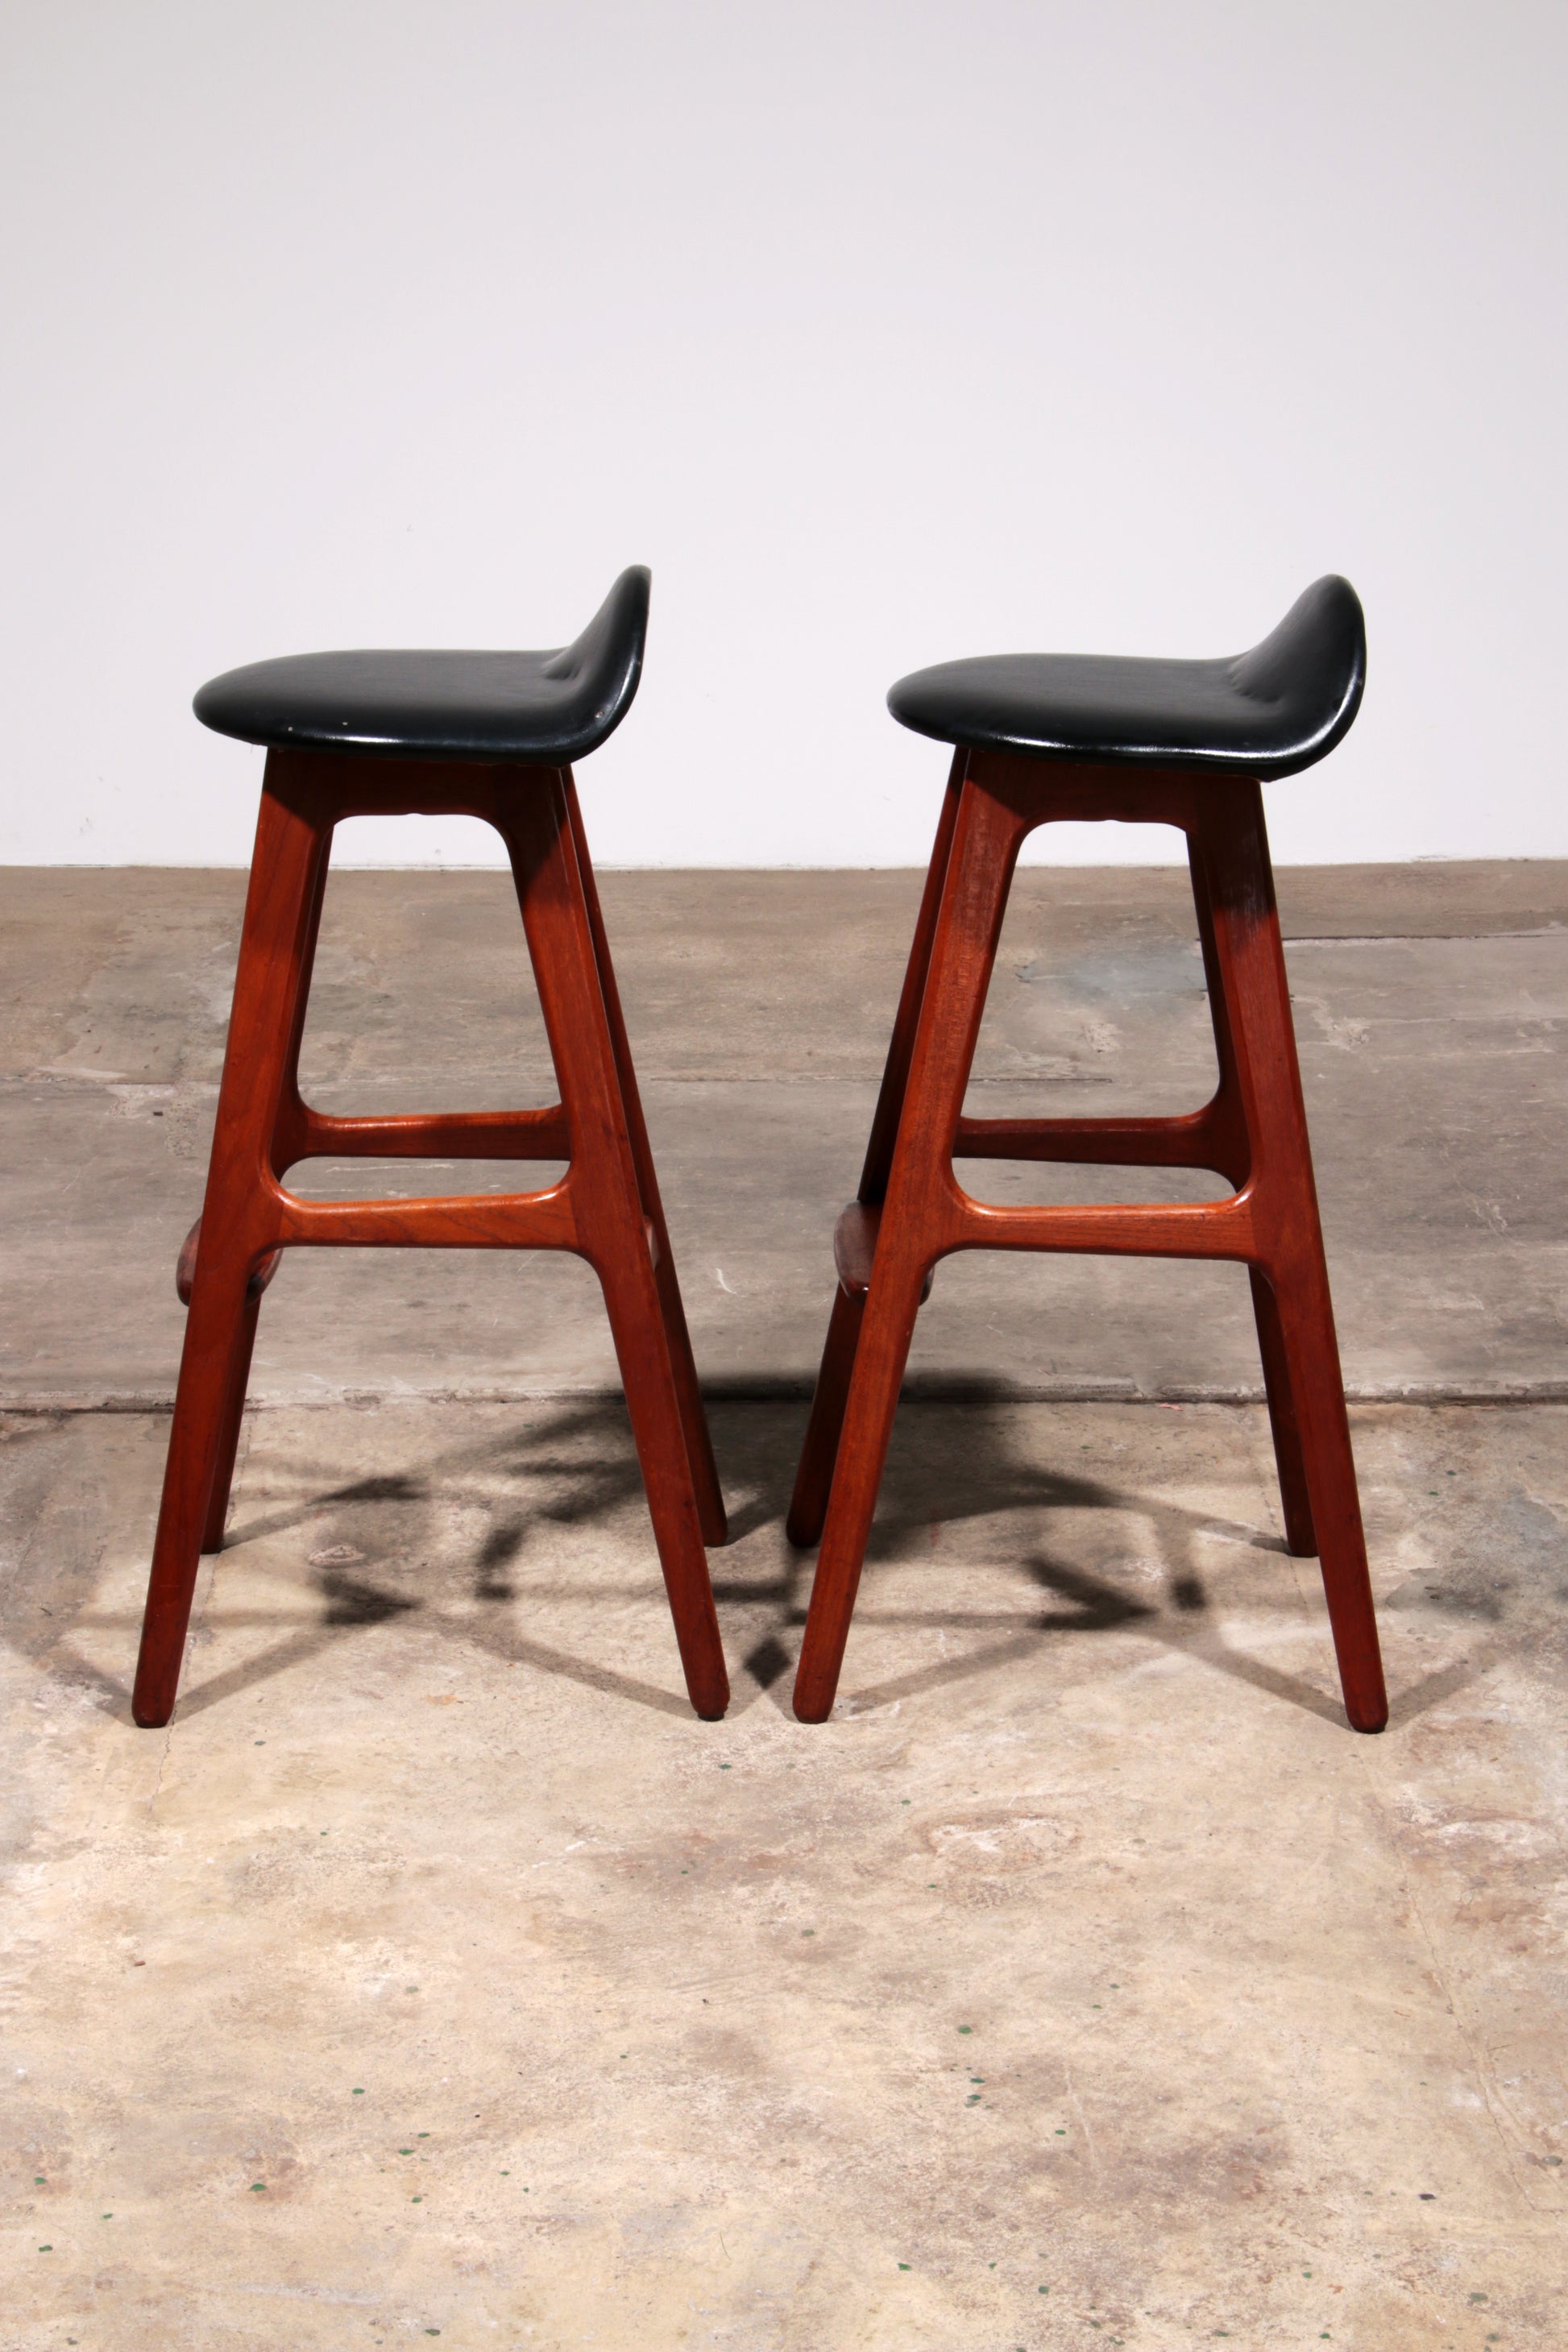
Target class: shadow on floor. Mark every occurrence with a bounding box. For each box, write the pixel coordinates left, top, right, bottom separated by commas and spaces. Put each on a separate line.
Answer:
31, 1395, 1495, 1732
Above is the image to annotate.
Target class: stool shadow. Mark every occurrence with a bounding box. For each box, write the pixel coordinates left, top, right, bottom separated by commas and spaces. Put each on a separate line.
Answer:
703, 1399, 1450, 1730
49, 1399, 699, 1723
193, 1395, 699, 1718
27, 1395, 1495, 1731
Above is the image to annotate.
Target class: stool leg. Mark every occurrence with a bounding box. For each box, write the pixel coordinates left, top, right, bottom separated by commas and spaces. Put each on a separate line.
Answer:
785, 1282, 865, 1547
1197, 790, 1388, 1733
134, 771, 332, 1726
793, 769, 1022, 1722
565, 780, 728, 1548
1188, 835, 1317, 1556
198, 1292, 261, 1553
501, 778, 728, 1720
1247, 1264, 1318, 1558
787, 754, 965, 1547
1265, 1245, 1387, 1728
198, 816, 332, 1558
596, 1245, 729, 1717
135, 1246, 263, 1724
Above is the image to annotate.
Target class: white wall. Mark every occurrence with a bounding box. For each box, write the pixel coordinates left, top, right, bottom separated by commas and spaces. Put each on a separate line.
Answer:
2, 0, 1562, 869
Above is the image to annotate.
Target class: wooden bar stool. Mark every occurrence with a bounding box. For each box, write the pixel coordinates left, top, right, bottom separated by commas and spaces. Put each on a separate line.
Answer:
788, 576, 1388, 1734
133, 569, 729, 1728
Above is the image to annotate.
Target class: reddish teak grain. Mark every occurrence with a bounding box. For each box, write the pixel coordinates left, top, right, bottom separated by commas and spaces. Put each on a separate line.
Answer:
133, 752, 728, 1728
787, 753, 1388, 1734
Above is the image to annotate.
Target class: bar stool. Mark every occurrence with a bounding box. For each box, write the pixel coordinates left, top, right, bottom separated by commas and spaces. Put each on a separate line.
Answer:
787, 576, 1388, 1734
133, 569, 729, 1728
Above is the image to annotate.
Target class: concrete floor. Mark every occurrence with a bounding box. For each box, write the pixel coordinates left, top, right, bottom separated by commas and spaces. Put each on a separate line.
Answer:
2, 859, 1566, 2346
3, 860, 1565, 1408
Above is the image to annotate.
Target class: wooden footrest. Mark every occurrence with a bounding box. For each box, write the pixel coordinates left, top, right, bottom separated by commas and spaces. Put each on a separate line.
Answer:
176, 1220, 281, 1305
177, 1209, 657, 1301
832, 1201, 934, 1304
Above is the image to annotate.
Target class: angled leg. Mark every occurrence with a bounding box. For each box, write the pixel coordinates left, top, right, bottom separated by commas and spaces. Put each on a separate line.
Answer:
501, 774, 728, 1719
186, 1236, 284, 1553
857, 752, 969, 1203
134, 767, 332, 1726
787, 753, 965, 1547
199, 1293, 260, 1553
785, 1283, 864, 1547
1247, 1264, 1318, 1557
1187, 832, 1317, 1557
1196, 788, 1387, 1732
564, 776, 727, 1548
793, 765, 1025, 1722
201, 819, 330, 1556
1262, 1248, 1386, 1729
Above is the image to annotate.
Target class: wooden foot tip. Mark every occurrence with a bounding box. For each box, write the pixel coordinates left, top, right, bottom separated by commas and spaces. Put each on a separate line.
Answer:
688, 1669, 730, 1721
791, 1686, 833, 1725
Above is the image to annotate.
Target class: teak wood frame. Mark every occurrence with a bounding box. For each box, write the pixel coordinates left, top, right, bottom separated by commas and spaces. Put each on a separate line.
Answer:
132, 749, 729, 1729
787, 749, 1388, 1734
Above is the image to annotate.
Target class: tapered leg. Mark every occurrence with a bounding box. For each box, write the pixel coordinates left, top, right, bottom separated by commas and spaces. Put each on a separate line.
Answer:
502, 777, 728, 1719
1187, 831, 1317, 1555
1197, 789, 1387, 1732
1247, 1265, 1317, 1556
786, 1282, 865, 1547
135, 1253, 262, 1721
133, 772, 332, 1728
787, 756, 965, 1548
200, 1293, 261, 1553
199, 827, 330, 1557
793, 772, 1024, 1723
596, 1244, 729, 1717
857, 753, 967, 1200
175, 1221, 275, 1556
1266, 1240, 1386, 1728
565, 778, 728, 1548
790, 1240, 934, 1723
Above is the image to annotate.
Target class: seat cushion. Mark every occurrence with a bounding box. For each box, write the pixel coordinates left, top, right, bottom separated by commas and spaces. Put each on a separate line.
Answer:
887, 575, 1365, 778
193, 567, 649, 763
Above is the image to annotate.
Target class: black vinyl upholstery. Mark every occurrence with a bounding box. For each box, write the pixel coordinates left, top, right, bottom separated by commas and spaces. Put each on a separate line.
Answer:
887, 577, 1366, 778
193, 567, 650, 763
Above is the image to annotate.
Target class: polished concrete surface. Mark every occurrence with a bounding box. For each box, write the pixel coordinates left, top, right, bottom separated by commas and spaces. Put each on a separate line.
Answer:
2, 861, 1566, 2347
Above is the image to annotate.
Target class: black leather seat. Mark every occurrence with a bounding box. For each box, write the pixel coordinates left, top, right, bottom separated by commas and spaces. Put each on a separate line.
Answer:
193, 566, 649, 763
887, 575, 1365, 778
